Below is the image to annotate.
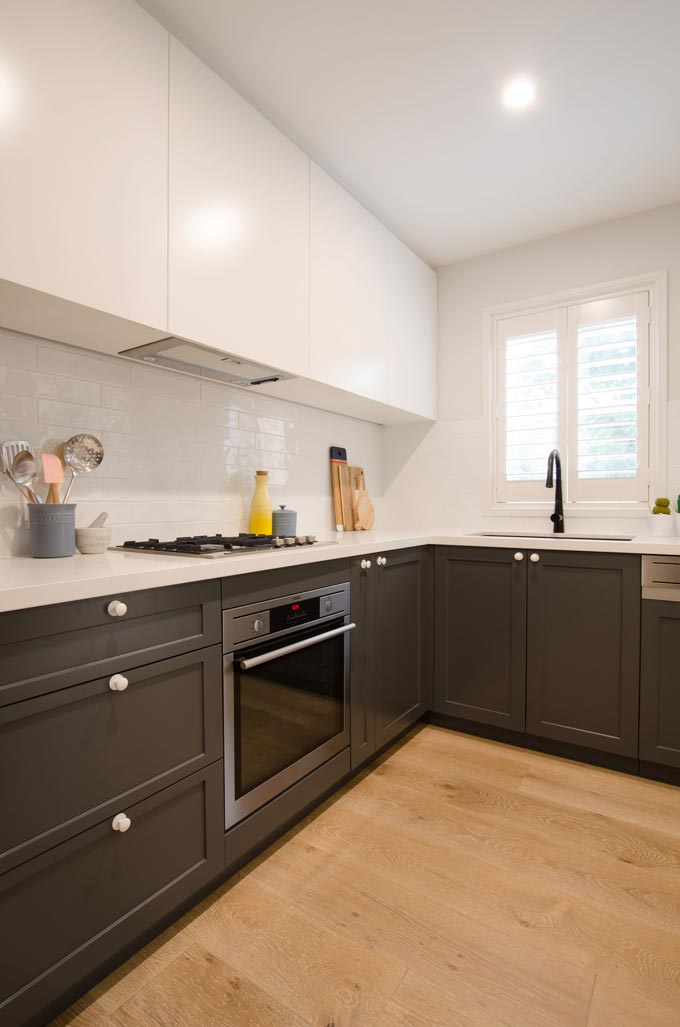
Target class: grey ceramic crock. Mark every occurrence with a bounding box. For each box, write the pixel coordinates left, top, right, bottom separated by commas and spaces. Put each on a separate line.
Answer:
28, 504, 76, 558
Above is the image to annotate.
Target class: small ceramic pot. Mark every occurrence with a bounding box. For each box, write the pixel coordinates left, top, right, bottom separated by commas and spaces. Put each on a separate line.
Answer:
75, 526, 112, 554
645, 513, 674, 537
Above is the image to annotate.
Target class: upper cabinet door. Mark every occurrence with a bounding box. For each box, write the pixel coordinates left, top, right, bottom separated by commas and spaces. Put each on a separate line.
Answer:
0, 0, 168, 329
386, 234, 437, 418
310, 164, 387, 403
169, 39, 310, 377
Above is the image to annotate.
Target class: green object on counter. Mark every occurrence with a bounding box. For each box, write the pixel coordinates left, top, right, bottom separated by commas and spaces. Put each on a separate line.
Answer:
653, 505, 671, 515
655, 497, 670, 508
678, 495, 680, 513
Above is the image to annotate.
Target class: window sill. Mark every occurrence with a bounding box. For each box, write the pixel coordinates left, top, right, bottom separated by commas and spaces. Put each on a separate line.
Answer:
487, 503, 651, 519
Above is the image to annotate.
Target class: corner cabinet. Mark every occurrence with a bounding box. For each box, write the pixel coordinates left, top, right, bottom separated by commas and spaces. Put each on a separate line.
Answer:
434, 547, 527, 731
168, 38, 310, 377
0, 0, 168, 329
351, 548, 433, 769
434, 547, 641, 757
640, 601, 680, 768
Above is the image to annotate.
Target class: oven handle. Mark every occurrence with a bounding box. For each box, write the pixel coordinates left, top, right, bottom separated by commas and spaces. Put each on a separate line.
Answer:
238, 622, 356, 671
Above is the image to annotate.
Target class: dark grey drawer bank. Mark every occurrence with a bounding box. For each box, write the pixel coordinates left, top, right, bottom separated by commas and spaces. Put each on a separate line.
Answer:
0, 645, 223, 874
0, 762, 224, 1027
0, 579, 221, 707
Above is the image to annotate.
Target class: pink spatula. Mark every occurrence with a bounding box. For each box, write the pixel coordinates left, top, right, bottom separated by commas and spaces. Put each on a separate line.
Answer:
42, 452, 64, 504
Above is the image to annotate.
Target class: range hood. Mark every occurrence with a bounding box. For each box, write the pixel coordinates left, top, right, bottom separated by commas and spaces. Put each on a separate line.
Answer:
119, 337, 295, 388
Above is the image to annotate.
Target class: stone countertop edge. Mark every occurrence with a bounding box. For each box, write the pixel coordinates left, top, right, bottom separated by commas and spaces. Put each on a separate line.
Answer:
1, 529, 678, 614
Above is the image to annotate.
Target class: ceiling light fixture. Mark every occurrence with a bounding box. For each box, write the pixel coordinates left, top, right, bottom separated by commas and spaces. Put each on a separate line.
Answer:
502, 75, 536, 111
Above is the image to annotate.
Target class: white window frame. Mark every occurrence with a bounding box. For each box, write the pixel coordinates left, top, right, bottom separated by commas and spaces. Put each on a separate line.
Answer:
484, 271, 667, 517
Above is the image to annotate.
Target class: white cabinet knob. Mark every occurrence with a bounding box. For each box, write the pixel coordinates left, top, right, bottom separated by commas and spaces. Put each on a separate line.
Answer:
112, 813, 131, 833
109, 674, 129, 692
377, 556, 387, 566
360, 559, 372, 570
530, 553, 540, 563
514, 552, 524, 562
107, 600, 128, 617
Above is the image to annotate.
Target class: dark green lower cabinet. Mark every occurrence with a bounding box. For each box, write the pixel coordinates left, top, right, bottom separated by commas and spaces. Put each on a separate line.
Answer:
640, 600, 680, 768
351, 547, 433, 769
434, 547, 527, 731
526, 551, 641, 756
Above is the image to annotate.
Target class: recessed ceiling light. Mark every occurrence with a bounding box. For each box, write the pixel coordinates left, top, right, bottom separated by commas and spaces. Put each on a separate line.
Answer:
502, 76, 536, 111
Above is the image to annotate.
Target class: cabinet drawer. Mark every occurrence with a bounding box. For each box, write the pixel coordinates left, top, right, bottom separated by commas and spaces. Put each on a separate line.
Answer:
0, 646, 223, 873
0, 580, 221, 707
0, 763, 224, 1027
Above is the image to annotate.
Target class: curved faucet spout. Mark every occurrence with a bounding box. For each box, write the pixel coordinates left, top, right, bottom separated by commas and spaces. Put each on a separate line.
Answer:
546, 449, 564, 533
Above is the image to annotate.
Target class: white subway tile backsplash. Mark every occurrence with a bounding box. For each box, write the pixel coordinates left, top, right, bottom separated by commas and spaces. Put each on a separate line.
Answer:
130, 365, 201, 401
37, 345, 131, 387
0, 328, 382, 555
0, 395, 37, 420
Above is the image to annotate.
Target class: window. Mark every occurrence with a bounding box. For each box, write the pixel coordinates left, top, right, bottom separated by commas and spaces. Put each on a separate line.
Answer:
490, 275, 665, 511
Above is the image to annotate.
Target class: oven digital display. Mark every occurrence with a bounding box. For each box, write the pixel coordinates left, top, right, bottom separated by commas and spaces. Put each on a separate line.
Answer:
270, 596, 320, 632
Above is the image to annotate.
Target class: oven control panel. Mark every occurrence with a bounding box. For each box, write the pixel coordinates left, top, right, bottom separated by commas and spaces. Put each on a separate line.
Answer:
223, 584, 350, 653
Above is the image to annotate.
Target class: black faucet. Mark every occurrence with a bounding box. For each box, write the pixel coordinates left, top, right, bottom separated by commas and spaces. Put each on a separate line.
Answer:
546, 449, 564, 533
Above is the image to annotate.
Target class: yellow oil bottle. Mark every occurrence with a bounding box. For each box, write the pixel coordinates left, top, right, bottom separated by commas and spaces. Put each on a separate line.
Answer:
249, 470, 273, 535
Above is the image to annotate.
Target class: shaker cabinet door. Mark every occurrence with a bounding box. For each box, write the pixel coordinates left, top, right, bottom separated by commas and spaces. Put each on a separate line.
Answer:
526, 551, 640, 756
434, 547, 527, 731
640, 600, 680, 768
372, 548, 433, 749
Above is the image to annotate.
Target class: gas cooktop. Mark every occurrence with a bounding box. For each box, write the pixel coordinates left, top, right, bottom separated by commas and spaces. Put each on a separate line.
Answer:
112, 533, 335, 559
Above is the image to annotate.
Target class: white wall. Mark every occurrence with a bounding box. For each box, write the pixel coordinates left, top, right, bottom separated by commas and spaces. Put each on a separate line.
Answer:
0, 328, 382, 556
383, 201, 680, 533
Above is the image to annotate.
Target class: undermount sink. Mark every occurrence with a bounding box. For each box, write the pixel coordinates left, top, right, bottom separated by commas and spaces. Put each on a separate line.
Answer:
470, 531, 635, 542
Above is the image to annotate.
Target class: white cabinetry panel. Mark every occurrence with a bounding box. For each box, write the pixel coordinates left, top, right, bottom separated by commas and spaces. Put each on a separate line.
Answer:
168, 39, 310, 377
0, 0, 168, 329
309, 164, 387, 403
386, 234, 437, 418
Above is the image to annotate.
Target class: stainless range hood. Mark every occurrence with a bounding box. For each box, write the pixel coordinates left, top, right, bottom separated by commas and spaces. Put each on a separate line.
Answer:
119, 337, 295, 388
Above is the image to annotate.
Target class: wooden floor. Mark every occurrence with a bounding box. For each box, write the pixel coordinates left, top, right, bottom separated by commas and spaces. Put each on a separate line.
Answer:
53, 725, 680, 1027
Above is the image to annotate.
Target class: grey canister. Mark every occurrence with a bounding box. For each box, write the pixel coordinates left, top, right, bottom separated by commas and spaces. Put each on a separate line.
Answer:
28, 504, 76, 558
272, 504, 297, 537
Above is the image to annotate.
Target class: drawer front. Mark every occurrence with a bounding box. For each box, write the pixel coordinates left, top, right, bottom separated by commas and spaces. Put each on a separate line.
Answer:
0, 763, 224, 1027
0, 646, 223, 873
0, 580, 221, 707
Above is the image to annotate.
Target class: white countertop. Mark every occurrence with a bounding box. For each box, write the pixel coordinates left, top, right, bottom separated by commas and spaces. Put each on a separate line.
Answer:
2, 528, 680, 613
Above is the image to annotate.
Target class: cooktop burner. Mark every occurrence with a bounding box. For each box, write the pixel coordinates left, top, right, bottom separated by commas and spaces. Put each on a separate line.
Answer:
112, 533, 334, 559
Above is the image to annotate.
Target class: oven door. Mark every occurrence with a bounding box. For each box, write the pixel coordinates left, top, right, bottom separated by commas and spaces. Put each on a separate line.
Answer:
224, 616, 353, 828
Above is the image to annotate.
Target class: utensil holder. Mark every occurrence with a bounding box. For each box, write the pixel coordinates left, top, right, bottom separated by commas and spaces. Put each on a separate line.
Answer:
28, 504, 76, 558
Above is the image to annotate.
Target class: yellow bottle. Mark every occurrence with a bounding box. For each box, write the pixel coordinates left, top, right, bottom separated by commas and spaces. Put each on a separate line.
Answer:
249, 470, 272, 535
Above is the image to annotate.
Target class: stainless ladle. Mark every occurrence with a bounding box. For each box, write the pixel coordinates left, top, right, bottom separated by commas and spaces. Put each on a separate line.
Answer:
62, 434, 104, 502
10, 450, 41, 503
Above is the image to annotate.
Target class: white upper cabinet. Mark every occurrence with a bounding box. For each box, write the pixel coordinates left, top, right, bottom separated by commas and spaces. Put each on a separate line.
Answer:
0, 0, 168, 329
386, 234, 437, 418
310, 163, 387, 403
168, 39, 310, 377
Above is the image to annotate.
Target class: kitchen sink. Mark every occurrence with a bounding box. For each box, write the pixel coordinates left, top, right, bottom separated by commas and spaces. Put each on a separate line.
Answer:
469, 531, 635, 541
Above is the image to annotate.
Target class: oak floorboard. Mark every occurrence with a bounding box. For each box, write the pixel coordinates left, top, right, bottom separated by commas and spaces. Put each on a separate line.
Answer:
108, 943, 310, 1027
51, 726, 680, 1027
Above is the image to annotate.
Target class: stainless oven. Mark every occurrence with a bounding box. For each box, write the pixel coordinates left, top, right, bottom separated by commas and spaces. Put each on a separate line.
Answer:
223, 583, 353, 829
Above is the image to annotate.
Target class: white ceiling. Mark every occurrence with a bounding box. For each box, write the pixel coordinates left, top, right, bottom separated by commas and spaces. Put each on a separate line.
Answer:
140, 0, 680, 267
